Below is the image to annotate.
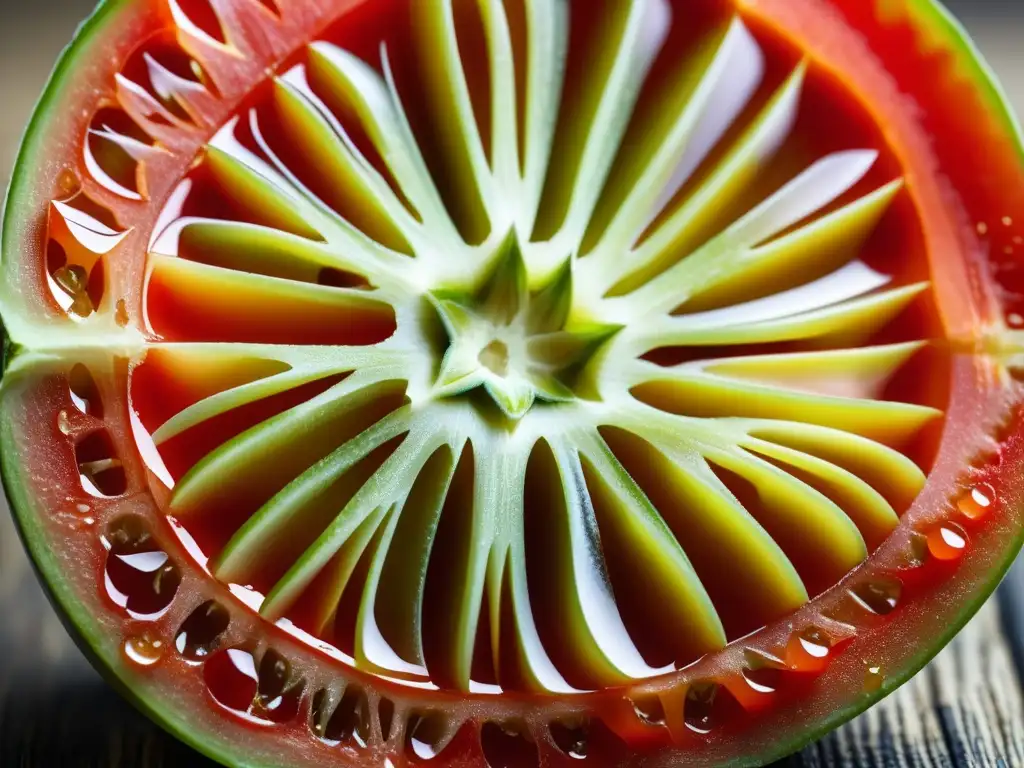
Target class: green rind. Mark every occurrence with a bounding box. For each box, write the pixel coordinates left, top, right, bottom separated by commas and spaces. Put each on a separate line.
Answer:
1, 0, 128, 324
0, 3, 255, 764
907, 0, 1024, 164
733, 2, 1024, 763
0, 1, 1022, 767
0, 412, 261, 768
719, 518, 1024, 768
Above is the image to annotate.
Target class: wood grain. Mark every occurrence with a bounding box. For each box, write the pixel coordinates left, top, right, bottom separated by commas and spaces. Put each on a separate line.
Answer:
3, 536, 1023, 767
790, 565, 1024, 767
2, 5, 1024, 767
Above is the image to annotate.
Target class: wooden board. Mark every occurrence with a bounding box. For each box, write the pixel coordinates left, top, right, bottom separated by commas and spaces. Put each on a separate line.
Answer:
3, 513, 1023, 766
2, 3, 1024, 767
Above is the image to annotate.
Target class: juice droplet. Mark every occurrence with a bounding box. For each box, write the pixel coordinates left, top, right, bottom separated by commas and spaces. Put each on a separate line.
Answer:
927, 522, 968, 561
864, 663, 885, 693
786, 627, 832, 673
57, 410, 72, 435
58, 168, 80, 196
1009, 313, 1024, 329
977, 222, 989, 236
799, 633, 830, 658
124, 634, 165, 666
549, 720, 588, 760
850, 578, 902, 616
75, 503, 91, 514
1004, 216, 1014, 227
958, 484, 995, 520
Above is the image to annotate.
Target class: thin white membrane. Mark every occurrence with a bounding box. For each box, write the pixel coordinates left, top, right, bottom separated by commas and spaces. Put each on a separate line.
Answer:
671, 260, 893, 330
123, 0, 939, 694
537, 441, 664, 681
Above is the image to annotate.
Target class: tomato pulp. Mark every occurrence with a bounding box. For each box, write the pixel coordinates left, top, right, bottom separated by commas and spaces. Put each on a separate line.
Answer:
3, 1, 1024, 767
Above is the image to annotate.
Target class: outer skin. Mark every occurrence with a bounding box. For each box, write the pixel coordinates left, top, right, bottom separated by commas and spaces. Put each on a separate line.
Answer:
2, 1, 1023, 767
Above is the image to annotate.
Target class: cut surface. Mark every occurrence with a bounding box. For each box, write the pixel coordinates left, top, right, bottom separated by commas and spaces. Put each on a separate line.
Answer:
2, 0, 1024, 767
129, 0, 942, 694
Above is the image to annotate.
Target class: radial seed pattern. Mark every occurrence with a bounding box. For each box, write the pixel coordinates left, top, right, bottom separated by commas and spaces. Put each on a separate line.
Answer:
123, 0, 944, 694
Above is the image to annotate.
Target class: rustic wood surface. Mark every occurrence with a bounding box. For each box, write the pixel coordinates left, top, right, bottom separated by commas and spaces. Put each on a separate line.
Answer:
2, 3, 1024, 766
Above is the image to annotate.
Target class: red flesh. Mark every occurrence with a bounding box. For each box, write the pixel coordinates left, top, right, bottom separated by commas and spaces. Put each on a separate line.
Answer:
3, 1, 1024, 766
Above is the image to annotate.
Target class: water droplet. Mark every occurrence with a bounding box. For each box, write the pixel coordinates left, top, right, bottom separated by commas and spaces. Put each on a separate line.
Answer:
57, 410, 72, 435
549, 720, 588, 759
786, 627, 832, 673
75, 503, 91, 514
799, 632, 830, 658
1004, 216, 1014, 227
82, 517, 96, 527
849, 578, 902, 616
58, 169, 80, 196
124, 634, 164, 666
632, 695, 666, 726
977, 222, 989, 236
1008, 313, 1024, 329
864, 663, 885, 693
406, 711, 451, 761
958, 483, 995, 520
175, 600, 230, 661
927, 522, 968, 561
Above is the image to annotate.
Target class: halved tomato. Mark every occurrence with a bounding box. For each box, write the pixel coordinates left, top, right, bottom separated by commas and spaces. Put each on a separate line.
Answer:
3, 1, 1024, 766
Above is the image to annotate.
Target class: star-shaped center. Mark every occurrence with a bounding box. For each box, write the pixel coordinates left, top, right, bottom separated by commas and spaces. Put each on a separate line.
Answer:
429, 235, 618, 420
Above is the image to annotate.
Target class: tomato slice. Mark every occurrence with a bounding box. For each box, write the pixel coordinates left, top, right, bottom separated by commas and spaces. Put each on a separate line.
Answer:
3, 1, 1024, 767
